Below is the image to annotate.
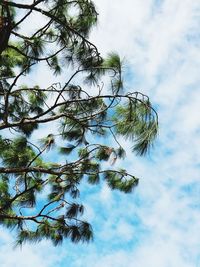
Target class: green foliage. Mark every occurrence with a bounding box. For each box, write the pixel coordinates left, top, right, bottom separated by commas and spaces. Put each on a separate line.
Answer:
104, 52, 121, 70
104, 170, 139, 193
0, 0, 158, 246
0, 48, 24, 78
66, 203, 84, 218
96, 146, 113, 161
113, 101, 158, 155
103, 53, 123, 93
40, 134, 55, 150
116, 146, 126, 159
60, 144, 76, 155
87, 173, 100, 184
0, 136, 37, 167
0, 178, 11, 208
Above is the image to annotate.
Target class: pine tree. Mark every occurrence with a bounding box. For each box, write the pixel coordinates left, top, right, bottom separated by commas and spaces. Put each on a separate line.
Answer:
0, 0, 158, 245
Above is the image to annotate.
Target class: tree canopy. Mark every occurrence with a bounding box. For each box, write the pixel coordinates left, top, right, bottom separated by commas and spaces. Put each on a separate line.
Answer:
0, 0, 158, 246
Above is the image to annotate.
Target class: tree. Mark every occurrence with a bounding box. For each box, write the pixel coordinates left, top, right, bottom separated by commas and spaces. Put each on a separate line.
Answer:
0, 0, 158, 246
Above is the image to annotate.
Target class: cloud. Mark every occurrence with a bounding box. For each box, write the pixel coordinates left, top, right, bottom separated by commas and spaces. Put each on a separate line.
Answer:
2, 1, 200, 267
63, 0, 200, 266
0, 228, 66, 267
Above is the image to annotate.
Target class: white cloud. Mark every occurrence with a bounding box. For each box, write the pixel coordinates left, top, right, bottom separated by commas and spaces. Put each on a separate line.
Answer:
67, 0, 200, 266
2, 1, 200, 267
0, 229, 66, 267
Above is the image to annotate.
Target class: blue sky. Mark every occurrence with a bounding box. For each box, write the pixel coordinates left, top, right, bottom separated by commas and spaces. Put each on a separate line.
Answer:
1, 0, 200, 266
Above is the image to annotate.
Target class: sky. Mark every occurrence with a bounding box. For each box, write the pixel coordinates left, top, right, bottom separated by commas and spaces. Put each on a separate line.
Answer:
1, 0, 200, 266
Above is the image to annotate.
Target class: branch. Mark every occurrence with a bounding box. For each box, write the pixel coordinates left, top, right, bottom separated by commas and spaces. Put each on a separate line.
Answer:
3, 63, 35, 123
0, 166, 62, 175
5, 1, 101, 61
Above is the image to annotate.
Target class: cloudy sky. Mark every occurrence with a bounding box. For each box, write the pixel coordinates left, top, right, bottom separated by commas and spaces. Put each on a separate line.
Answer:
1, 0, 200, 266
